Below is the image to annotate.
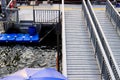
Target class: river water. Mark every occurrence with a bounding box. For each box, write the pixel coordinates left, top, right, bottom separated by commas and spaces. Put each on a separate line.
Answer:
0, 45, 56, 77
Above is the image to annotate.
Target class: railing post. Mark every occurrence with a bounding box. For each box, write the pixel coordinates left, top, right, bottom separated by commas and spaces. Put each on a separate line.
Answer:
94, 38, 97, 56
56, 10, 61, 72
16, 9, 19, 23
101, 60, 104, 79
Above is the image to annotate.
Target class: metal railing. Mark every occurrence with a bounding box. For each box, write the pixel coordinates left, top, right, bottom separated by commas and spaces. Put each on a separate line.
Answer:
16, 0, 29, 3
5, 10, 19, 23
2, 0, 19, 23
16, 0, 38, 5
33, 9, 60, 23
82, 0, 116, 79
62, 0, 67, 77
86, 0, 120, 79
106, 0, 120, 32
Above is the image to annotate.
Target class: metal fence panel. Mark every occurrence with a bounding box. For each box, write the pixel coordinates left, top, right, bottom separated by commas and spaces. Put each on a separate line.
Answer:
33, 10, 60, 23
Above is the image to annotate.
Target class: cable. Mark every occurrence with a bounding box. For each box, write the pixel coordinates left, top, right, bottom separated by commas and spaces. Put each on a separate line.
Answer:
39, 24, 56, 42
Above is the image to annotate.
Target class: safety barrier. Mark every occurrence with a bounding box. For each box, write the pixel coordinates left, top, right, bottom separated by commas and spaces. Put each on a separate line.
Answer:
82, 0, 116, 79
86, 0, 120, 79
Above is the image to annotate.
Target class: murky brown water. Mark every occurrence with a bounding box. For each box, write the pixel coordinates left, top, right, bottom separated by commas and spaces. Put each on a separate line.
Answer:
0, 45, 56, 77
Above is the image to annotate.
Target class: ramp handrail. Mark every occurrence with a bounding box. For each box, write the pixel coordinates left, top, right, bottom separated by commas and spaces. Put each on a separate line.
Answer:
62, 0, 67, 77
82, 0, 116, 79
86, 0, 120, 79
106, 0, 120, 31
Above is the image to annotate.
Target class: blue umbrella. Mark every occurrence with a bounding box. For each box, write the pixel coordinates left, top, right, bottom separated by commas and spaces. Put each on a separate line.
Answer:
30, 77, 64, 80
0, 68, 67, 80
30, 68, 67, 80
0, 76, 25, 80
6, 68, 42, 80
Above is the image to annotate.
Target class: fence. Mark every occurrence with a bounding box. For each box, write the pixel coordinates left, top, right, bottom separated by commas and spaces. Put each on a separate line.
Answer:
33, 9, 61, 23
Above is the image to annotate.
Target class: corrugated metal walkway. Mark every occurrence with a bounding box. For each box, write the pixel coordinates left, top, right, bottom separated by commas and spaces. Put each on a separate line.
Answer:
65, 5, 101, 80
94, 5, 120, 69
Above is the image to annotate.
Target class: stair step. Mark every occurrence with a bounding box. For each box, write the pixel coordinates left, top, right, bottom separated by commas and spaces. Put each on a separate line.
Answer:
65, 6, 100, 80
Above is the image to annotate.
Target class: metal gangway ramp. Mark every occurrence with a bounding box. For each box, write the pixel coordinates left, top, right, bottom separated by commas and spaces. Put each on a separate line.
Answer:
64, 4, 101, 80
